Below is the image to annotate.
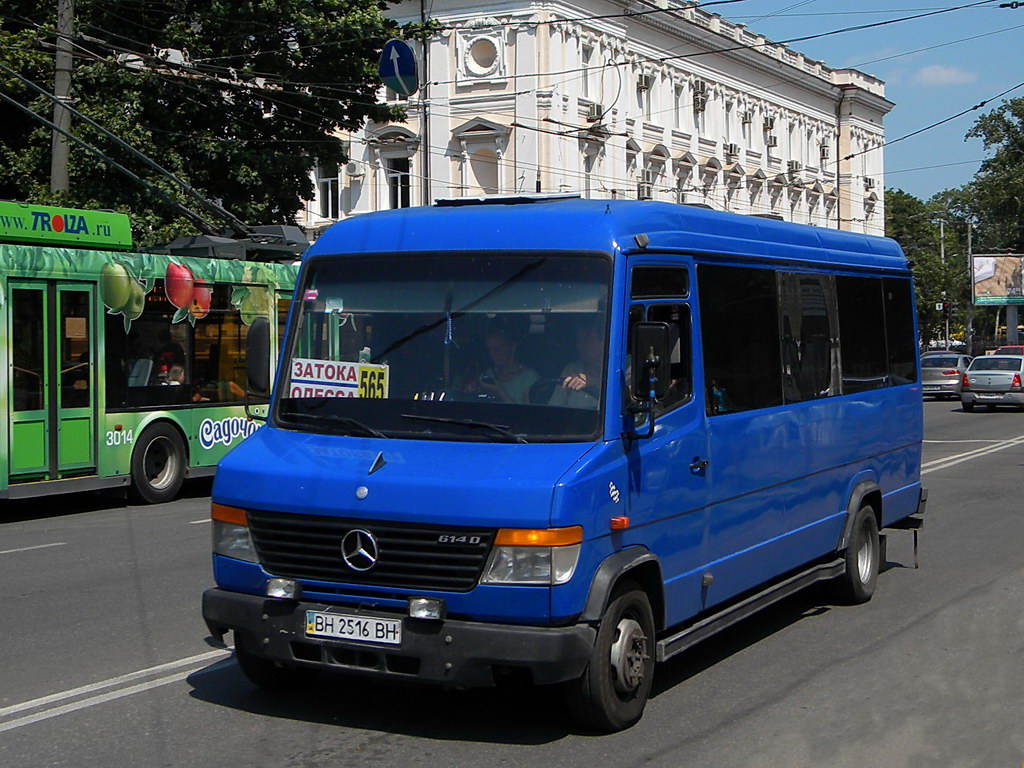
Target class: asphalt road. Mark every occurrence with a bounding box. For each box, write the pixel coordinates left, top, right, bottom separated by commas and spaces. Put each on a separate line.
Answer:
1, 399, 1022, 767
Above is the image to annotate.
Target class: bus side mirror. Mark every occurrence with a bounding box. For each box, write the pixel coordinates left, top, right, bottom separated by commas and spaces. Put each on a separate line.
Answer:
246, 316, 271, 397
632, 322, 672, 403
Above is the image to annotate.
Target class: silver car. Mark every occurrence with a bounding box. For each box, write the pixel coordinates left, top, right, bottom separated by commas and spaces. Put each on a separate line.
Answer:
921, 353, 972, 398
960, 355, 1024, 411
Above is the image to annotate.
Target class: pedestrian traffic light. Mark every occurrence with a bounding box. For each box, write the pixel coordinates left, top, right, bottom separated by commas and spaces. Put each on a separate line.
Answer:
942, 302, 950, 317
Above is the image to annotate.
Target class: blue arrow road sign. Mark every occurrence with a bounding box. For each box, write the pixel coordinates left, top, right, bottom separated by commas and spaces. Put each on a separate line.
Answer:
379, 39, 418, 97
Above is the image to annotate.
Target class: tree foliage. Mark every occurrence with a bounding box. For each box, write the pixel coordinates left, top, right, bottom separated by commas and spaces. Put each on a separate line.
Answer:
966, 97, 1024, 251
0, 0, 411, 245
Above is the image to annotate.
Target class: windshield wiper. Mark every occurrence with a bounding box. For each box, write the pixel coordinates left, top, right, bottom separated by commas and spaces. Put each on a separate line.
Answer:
284, 412, 390, 439
400, 413, 528, 444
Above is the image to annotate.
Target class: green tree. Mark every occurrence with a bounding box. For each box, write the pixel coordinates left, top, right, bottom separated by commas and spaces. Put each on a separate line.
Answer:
0, 0, 413, 245
966, 96, 1024, 251
885, 187, 949, 345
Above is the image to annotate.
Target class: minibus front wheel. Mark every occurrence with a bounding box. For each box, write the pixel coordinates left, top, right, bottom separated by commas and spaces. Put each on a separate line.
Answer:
565, 581, 655, 732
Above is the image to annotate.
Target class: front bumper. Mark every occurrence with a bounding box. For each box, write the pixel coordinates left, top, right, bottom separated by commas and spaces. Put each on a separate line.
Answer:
203, 588, 596, 688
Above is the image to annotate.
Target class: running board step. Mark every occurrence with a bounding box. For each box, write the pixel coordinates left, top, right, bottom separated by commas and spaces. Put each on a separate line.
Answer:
655, 559, 845, 663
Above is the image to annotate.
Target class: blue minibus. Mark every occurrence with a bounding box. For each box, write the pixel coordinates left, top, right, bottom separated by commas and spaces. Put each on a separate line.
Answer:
203, 196, 926, 731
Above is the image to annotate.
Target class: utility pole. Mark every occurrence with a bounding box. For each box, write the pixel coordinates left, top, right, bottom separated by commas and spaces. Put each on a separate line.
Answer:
50, 0, 74, 192
966, 223, 974, 355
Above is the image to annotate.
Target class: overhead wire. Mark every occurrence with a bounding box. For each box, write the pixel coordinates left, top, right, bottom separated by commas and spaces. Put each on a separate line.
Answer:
8, 1, 1014, 220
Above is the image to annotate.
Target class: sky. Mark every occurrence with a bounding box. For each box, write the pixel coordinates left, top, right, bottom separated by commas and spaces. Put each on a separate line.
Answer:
712, 0, 1024, 201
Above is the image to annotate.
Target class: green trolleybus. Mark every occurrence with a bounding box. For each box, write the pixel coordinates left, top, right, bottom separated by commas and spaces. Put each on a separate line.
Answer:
0, 202, 298, 504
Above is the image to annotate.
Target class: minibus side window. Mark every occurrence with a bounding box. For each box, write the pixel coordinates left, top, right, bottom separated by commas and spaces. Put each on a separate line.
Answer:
778, 273, 840, 403
698, 265, 783, 415
835, 276, 888, 393
647, 304, 692, 414
883, 277, 918, 384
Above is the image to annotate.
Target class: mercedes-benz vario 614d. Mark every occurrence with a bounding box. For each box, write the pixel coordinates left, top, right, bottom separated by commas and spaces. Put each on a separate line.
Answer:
203, 196, 926, 732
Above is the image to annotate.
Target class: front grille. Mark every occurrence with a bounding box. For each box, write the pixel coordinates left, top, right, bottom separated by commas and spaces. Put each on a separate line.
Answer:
247, 509, 494, 592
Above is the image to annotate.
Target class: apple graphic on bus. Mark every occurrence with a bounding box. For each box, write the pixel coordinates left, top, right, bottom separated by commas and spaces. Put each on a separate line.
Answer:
100, 262, 134, 311
123, 279, 146, 320
190, 279, 211, 319
165, 262, 195, 308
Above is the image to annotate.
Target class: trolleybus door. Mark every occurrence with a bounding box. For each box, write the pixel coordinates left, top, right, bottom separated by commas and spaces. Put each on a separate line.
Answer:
8, 281, 96, 480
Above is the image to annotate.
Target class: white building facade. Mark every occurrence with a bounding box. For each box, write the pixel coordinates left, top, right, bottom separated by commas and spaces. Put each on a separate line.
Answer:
304, 0, 892, 236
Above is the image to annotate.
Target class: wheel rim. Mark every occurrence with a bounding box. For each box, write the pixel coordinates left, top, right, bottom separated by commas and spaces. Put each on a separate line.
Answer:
609, 617, 648, 696
856, 521, 875, 583
143, 436, 178, 491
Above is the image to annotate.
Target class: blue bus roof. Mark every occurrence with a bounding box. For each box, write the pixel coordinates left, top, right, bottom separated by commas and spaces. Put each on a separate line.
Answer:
306, 198, 908, 272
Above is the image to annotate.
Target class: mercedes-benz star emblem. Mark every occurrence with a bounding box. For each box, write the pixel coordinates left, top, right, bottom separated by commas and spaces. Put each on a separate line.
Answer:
341, 529, 379, 572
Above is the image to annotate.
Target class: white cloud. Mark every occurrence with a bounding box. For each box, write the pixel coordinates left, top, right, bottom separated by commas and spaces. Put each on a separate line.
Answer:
912, 65, 978, 86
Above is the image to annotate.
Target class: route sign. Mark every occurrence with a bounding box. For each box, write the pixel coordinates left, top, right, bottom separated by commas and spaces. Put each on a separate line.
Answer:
379, 39, 418, 97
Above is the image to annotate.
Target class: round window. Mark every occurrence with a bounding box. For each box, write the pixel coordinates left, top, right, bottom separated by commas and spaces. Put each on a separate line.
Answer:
467, 38, 498, 75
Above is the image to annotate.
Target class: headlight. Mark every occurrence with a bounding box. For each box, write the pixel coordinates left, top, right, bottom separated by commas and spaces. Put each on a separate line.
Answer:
212, 520, 259, 563
211, 503, 258, 563
480, 526, 583, 585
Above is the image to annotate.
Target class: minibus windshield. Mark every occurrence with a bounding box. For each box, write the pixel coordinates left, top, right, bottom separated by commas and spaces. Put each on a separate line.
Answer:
276, 252, 611, 442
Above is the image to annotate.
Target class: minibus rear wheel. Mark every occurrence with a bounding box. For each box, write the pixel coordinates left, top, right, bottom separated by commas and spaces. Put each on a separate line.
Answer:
564, 581, 655, 732
128, 422, 186, 504
234, 633, 318, 690
833, 504, 880, 605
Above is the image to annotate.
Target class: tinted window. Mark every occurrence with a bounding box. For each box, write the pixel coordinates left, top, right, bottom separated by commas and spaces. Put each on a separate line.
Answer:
970, 357, 1024, 371
631, 267, 689, 299
699, 264, 782, 414
835, 276, 888, 393
105, 284, 192, 409
279, 254, 611, 442
778, 273, 838, 402
883, 277, 918, 384
921, 356, 958, 368
647, 303, 692, 414
105, 281, 265, 408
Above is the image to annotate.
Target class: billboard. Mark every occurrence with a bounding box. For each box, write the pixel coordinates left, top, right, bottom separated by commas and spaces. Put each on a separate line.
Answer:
973, 254, 1024, 305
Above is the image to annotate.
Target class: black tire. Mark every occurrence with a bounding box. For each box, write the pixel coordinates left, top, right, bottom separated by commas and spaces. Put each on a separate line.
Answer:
565, 582, 655, 732
962, 401, 974, 412
832, 504, 880, 605
128, 422, 186, 504
234, 633, 318, 690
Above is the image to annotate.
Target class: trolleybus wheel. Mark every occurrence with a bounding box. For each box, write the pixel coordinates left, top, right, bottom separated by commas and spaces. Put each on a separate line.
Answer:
832, 503, 880, 605
129, 422, 186, 504
565, 581, 655, 732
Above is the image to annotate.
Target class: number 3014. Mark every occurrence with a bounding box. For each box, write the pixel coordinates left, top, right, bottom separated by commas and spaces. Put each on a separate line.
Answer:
105, 429, 134, 446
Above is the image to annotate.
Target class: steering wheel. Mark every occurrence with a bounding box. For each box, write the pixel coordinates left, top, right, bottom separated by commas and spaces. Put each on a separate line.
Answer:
529, 377, 600, 406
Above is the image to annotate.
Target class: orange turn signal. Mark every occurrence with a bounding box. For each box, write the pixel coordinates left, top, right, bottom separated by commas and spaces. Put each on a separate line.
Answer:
610, 516, 630, 530
211, 503, 248, 527
495, 526, 583, 547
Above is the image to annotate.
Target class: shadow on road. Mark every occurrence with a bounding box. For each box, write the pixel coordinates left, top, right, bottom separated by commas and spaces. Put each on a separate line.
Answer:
186, 658, 573, 744
185, 565, 917, 742
1, 477, 213, 523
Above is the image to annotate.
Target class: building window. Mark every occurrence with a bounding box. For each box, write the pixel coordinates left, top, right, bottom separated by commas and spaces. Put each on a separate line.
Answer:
386, 157, 411, 209
582, 45, 593, 99
469, 148, 499, 195
317, 163, 339, 219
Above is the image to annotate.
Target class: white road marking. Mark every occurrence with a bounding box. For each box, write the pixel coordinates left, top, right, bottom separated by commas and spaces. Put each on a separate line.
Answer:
0, 542, 67, 556
0, 649, 231, 722
188, 518, 211, 525
0, 655, 233, 733
923, 439, 1002, 444
922, 432, 1024, 475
